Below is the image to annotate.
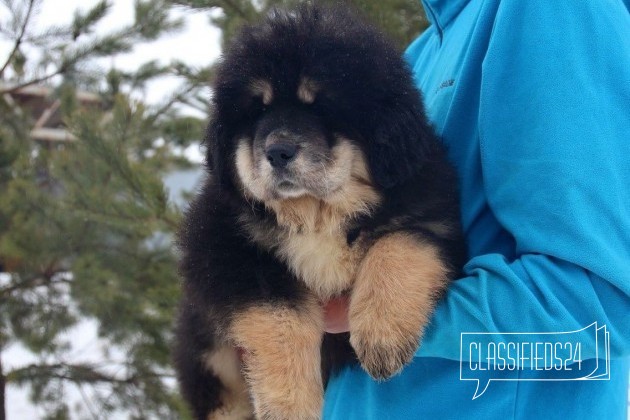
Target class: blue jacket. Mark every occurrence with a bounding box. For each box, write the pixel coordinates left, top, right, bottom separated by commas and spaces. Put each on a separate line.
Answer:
323, 0, 630, 418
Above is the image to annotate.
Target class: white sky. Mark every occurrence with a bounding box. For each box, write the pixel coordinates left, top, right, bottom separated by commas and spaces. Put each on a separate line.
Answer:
1, 1, 221, 418
1, 0, 223, 104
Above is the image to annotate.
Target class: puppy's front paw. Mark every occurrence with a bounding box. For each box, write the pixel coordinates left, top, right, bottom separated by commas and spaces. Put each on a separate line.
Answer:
349, 233, 449, 380
350, 315, 419, 380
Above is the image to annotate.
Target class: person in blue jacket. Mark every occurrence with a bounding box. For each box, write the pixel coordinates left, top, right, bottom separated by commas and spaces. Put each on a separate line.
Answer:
322, 0, 630, 418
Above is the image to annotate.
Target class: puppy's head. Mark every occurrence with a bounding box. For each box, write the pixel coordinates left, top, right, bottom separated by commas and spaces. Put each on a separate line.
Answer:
234, 99, 367, 202
206, 4, 432, 204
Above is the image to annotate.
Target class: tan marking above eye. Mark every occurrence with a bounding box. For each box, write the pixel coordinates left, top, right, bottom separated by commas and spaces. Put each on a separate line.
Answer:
297, 77, 319, 104
250, 79, 273, 105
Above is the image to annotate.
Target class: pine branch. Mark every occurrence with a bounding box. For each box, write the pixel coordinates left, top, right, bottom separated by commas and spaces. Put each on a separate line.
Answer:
171, 0, 249, 18
0, 0, 36, 78
146, 82, 198, 123
6, 362, 174, 385
20, 26, 74, 44
0, 271, 71, 297
1, 3, 182, 95
218, 0, 249, 18
178, 94, 211, 113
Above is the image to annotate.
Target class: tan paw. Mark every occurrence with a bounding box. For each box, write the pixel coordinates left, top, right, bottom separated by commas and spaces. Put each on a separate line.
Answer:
348, 233, 449, 380
350, 318, 419, 380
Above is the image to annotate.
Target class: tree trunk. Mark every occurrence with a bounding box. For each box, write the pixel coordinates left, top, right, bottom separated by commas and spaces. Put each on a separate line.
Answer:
0, 355, 5, 420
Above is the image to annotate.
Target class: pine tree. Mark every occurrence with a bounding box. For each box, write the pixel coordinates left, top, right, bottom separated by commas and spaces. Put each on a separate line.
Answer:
1, 0, 428, 418
0, 1, 207, 418
170, 0, 428, 49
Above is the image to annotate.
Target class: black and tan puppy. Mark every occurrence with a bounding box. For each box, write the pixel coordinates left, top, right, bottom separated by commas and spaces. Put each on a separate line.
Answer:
174, 4, 465, 420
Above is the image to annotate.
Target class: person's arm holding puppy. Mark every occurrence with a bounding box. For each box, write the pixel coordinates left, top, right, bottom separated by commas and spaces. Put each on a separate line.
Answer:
324, 1, 630, 418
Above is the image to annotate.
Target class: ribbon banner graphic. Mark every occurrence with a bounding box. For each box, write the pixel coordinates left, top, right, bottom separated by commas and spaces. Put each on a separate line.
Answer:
460, 322, 610, 399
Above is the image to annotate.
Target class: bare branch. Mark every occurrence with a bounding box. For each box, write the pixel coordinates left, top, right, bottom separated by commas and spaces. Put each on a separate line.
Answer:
6, 362, 173, 385
7, 363, 132, 385
0, 0, 36, 78
0, 69, 64, 94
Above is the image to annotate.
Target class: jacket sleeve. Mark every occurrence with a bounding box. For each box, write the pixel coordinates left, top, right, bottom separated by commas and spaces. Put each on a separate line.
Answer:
415, 0, 630, 361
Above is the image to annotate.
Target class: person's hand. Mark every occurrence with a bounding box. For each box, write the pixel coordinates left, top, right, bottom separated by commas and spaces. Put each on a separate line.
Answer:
323, 295, 350, 334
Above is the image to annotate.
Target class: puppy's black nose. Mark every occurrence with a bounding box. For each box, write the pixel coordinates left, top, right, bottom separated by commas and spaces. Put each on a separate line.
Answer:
265, 144, 297, 168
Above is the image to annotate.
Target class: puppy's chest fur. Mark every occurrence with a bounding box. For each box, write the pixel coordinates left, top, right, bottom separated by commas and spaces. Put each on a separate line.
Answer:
240, 197, 373, 300
276, 225, 366, 300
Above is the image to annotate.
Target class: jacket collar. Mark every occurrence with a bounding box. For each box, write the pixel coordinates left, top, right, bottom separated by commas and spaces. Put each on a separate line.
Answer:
421, 0, 469, 37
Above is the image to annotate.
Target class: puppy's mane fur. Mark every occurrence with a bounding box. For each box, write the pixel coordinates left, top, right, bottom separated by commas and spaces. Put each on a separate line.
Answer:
174, 4, 466, 420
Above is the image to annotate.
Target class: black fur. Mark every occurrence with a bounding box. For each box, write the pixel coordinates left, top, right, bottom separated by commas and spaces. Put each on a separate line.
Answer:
174, 4, 466, 419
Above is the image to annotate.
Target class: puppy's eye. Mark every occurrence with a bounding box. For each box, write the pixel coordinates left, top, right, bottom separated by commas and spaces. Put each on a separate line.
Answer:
254, 96, 269, 110
246, 97, 268, 118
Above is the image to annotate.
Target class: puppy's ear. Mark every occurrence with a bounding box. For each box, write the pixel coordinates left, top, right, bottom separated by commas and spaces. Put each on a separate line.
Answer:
365, 97, 436, 189
203, 118, 229, 186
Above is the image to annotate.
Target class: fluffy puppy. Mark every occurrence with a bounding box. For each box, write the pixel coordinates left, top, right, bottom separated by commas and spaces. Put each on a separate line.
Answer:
174, 4, 466, 420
